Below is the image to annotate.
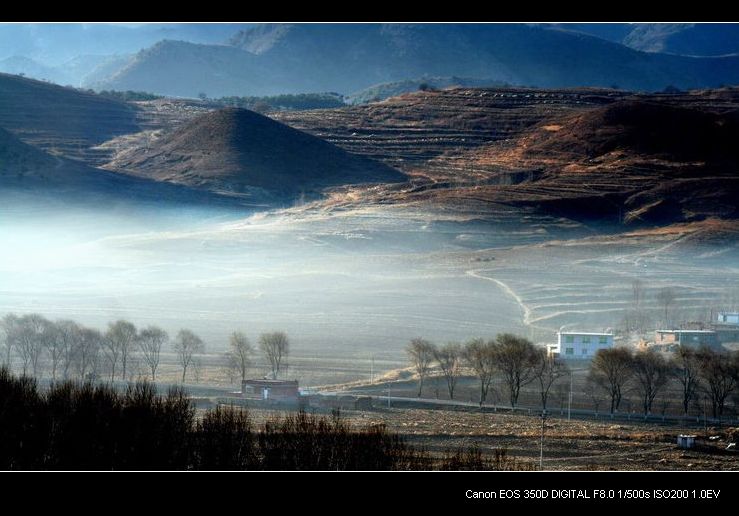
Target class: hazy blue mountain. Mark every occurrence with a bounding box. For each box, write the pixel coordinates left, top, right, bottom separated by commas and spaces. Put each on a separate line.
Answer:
91, 40, 273, 98
0, 56, 72, 85
0, 23, 254, 65
61, 54, 134, 87
546, 23, 739, 56
95, 24, 739, 98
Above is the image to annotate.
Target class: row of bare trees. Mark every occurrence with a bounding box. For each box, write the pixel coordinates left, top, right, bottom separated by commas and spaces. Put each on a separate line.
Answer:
0, 313, 205, 383
1, 313, 293, 385
223, 330, 290, 382
407, 334, 569, 409
587, 346, 739, 418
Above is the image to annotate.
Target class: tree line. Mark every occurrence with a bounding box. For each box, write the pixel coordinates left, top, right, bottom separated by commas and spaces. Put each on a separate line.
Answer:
407, 334, 739, 419
407, 334, 568, 410
0, 369, 530, 470
588, 346, 739, 419
0, 313, 291, 384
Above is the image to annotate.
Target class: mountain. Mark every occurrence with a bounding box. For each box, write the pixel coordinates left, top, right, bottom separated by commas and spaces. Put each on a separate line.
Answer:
0, 23, 254, 66
0, 72, 139, 162
95, 23, 739, 98
0, 56, 72, 85
91, 40, 272, 98
61, 54, 134, 87
0, 126, 236, 207
623, 24, 739, 56
103, 108, 405, 199
347, 76, 509, 104
548, 23, 739, 57
431, 99, 739, 225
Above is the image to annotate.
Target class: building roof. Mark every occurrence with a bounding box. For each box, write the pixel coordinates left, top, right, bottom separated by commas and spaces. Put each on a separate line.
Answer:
557, 332, 613, 336
656, 329, 717, 334
242, 379, 299, 386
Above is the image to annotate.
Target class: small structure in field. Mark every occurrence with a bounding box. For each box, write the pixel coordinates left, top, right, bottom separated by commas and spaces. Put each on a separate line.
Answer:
655, 329, 720, 349
716, 311, 739, 325
241, 379, 299, 402
549, 331, 614, 360
677, 435, 696, 449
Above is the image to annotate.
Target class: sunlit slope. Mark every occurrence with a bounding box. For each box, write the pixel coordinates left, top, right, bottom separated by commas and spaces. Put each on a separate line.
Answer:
104, 107, 406, 199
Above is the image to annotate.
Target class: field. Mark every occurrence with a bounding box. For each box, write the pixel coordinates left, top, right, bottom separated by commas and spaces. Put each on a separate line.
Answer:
225, 404, 738, 471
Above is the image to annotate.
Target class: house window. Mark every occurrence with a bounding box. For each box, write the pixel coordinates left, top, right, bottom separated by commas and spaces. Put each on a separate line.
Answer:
599, 336, 608, 344
565, 335, 574, 343
565, 347, 574, 355
581, 348, 588, 355
582, 337, 591, 344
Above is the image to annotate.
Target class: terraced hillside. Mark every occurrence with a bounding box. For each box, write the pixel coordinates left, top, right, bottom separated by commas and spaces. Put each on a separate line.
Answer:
0, 73, 139, 165
271, 88, 628, 173
103, 108, 405, 200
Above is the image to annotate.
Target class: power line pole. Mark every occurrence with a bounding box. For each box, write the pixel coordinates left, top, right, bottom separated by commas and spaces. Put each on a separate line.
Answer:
568, 370, 573, 421
540, 410, 547, 470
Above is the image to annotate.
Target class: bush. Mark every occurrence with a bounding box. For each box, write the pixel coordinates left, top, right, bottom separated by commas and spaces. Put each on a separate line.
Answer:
0, 367, 529, 470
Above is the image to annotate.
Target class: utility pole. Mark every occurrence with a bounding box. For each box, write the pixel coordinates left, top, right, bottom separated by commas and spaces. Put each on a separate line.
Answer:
568, 370, 573, 421
540, 410, 547, 470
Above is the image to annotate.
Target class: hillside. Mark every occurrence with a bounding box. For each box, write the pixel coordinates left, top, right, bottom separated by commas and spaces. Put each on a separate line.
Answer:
96, 24, 739, 98
0, 73, 139, 164
547, 23, 739, 57
0, 126, 238, 208
269, 87, 739, 226
103, 108, 406, 199
91, 40, 273, 98
409, 99, 739, 225
347, 77, 509, 104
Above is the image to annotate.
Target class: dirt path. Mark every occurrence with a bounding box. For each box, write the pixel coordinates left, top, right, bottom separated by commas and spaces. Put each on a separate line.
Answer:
465, 269, 552, 332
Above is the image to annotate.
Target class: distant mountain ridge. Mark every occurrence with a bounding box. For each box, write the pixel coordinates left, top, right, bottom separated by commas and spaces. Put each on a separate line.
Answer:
92, 23, 739, 98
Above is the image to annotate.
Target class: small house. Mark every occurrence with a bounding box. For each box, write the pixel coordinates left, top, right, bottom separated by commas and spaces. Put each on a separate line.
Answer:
241, 379, 299, 402
717, 312, 739, 325
550, 332, 614, 360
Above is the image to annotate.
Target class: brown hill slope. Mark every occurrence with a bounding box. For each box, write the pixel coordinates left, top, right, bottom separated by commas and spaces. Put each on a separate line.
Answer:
0, 126, 237, 208
0, 72, 139, 164
413, 100, 739, 225
105, 108, 406, 198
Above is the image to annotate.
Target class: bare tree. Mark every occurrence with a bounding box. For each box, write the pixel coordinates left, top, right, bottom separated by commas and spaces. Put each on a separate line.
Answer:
173, 329, 205, 383
44, 320, 68, 380
632, 279, 644, 310
14, 314, 49, 376
55, 320, 81, 380
407, 338, 436, 397
671, 346, 701, 415
586, 377, 605, 416
492, 334, 540, 408
106, 320, 137, 381
1, 313, 19, 370
138, 326, 168, 381
434, 342, 462, 400
259, 332, 289, 380
227, 331, 253, 383
697, 348, 738, 419
656, 288, 677, 328
632, 349, 670, 415
622, 278, 650, 335
533, 349, 569, 411
73, 327, 102, 380
588, 347, 634, 414
462, 338, 496, 405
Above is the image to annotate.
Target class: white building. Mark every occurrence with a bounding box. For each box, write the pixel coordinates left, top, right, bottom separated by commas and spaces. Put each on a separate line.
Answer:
717, 312, 739, 325
548, 332, 614, 360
